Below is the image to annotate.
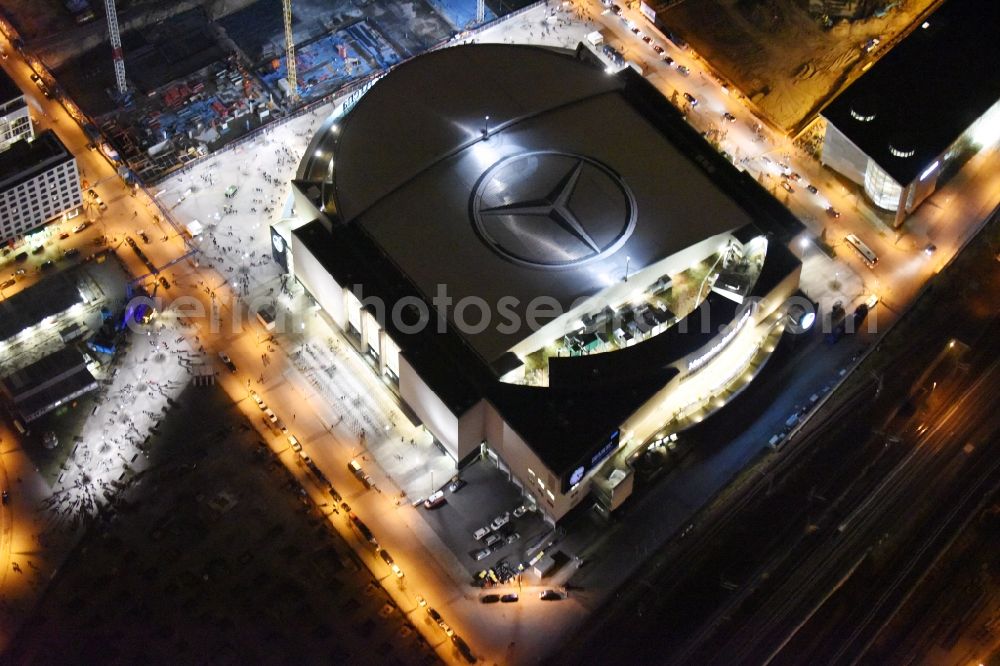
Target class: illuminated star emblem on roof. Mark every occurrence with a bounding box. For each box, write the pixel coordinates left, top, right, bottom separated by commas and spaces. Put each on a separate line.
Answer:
470, 151, 637, 269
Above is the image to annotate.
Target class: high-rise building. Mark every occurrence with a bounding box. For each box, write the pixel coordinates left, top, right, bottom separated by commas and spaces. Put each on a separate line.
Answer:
0, 130, 82, 244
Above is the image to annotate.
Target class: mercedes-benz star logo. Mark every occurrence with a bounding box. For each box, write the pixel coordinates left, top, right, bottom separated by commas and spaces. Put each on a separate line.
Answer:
470, 151, 637, 269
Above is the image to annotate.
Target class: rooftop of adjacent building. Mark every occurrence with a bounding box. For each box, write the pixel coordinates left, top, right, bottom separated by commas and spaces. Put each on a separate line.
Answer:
0, 130, 74, 190
0, 67, 22, 107
821, 0, 1000, 185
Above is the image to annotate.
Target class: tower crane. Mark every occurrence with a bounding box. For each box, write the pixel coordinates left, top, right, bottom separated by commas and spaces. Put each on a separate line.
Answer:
104, 0, 127, 97
282, 0, 299, 102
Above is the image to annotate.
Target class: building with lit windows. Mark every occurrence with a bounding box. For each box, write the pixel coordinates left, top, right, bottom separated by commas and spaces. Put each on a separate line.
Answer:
820, 0, 1000, 227
0, 130, 82, 244
275, 44, 802, 523
0, 69, 32, 153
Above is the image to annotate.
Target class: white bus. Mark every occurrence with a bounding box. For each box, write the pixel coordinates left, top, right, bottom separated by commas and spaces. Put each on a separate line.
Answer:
845, 234, 878, 268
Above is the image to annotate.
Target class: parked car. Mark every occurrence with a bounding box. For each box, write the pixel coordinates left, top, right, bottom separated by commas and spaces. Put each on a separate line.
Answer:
662, 55, 674, 65
480, 594, 500, 604
73, 221, 91, 233
424, 490, 446, 509
781, 181, 794, 193
722, 112, 736, 123
58, 232, 70, 240
14, 251, 27, 262
539, 589, 564, 601
513, 504, 528, 518
652, 44, 664, 55
484, 533, 502, 548
287, 435, 302, 452
683, 92, 697, 105
452, 635, 476, 664
31, 245, 44, 254
806, 184, 819, 194
218, 351, 237, 373
677, 65, 690, 76
250, 390, 266, 409
472, 547, 491, 561
447, 477, 467, 493
500, 593, 519, 603
40, 260, 55, 270
825, 206, 841, 218
505, 532, 520, 545
490, 512, 511, 531
473, 526, 491, 541
64, 248, 79, 258
0, 278, 15, 289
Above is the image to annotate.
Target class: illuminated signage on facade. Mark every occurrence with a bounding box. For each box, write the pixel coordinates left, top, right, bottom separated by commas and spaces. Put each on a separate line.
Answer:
564, 428, 621, 492
687, 305, 753, 372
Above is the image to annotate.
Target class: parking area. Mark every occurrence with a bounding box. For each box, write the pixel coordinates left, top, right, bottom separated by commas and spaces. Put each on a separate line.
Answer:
417, 458, 551, 579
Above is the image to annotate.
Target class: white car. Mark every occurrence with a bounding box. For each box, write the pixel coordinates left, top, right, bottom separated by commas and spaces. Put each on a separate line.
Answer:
424, 490, 446, 509
287, 435, 302, 452
490, 512, 511, 531
473, 526, 491, 541
250, 390, 266, 409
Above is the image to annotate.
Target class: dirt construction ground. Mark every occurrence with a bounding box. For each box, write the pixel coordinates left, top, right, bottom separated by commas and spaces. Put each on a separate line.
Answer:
660, 0, 941, 131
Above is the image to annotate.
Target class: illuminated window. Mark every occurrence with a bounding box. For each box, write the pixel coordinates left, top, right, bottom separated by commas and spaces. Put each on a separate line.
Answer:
863, 160, 902, 211
849, 108, 876, 123
888, 144, 915, 158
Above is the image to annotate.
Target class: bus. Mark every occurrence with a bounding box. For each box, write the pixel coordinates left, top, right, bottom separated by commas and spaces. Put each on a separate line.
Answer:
845, 234, 878, 268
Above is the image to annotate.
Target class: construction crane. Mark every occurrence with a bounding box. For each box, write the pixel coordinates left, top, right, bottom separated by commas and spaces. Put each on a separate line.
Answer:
104, 0, 127, 97
282, 0, 299, 102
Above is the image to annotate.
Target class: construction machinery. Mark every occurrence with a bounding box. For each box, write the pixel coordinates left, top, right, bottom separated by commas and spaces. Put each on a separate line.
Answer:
104, 0, 127, 96
282, 0, 299, 102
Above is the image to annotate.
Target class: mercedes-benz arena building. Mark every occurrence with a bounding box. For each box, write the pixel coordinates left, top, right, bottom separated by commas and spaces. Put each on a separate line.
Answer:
277, 44, 802, 523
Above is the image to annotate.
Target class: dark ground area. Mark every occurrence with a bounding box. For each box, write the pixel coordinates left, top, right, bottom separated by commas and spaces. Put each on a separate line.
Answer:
554, 208, 1000, 664
6, 383, 439, 665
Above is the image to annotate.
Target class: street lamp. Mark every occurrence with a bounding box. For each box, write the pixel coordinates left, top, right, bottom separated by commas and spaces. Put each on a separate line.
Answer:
482, 115, 490, 140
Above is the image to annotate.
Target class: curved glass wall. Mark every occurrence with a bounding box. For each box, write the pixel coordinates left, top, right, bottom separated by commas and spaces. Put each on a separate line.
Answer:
864, 159, 902, 211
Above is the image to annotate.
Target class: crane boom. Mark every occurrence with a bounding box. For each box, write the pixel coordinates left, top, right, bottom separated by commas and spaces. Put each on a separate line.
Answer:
282, 0, 298, 102
104, 0, 127, 95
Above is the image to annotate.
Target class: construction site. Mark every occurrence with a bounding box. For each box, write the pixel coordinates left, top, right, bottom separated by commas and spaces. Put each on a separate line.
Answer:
0, 0, 523, 183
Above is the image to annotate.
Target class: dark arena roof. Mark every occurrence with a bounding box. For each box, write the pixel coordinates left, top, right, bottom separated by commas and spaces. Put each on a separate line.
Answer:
821, 0, 1000, 185
329, 44, 761, 364
298, 44, 802, 475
